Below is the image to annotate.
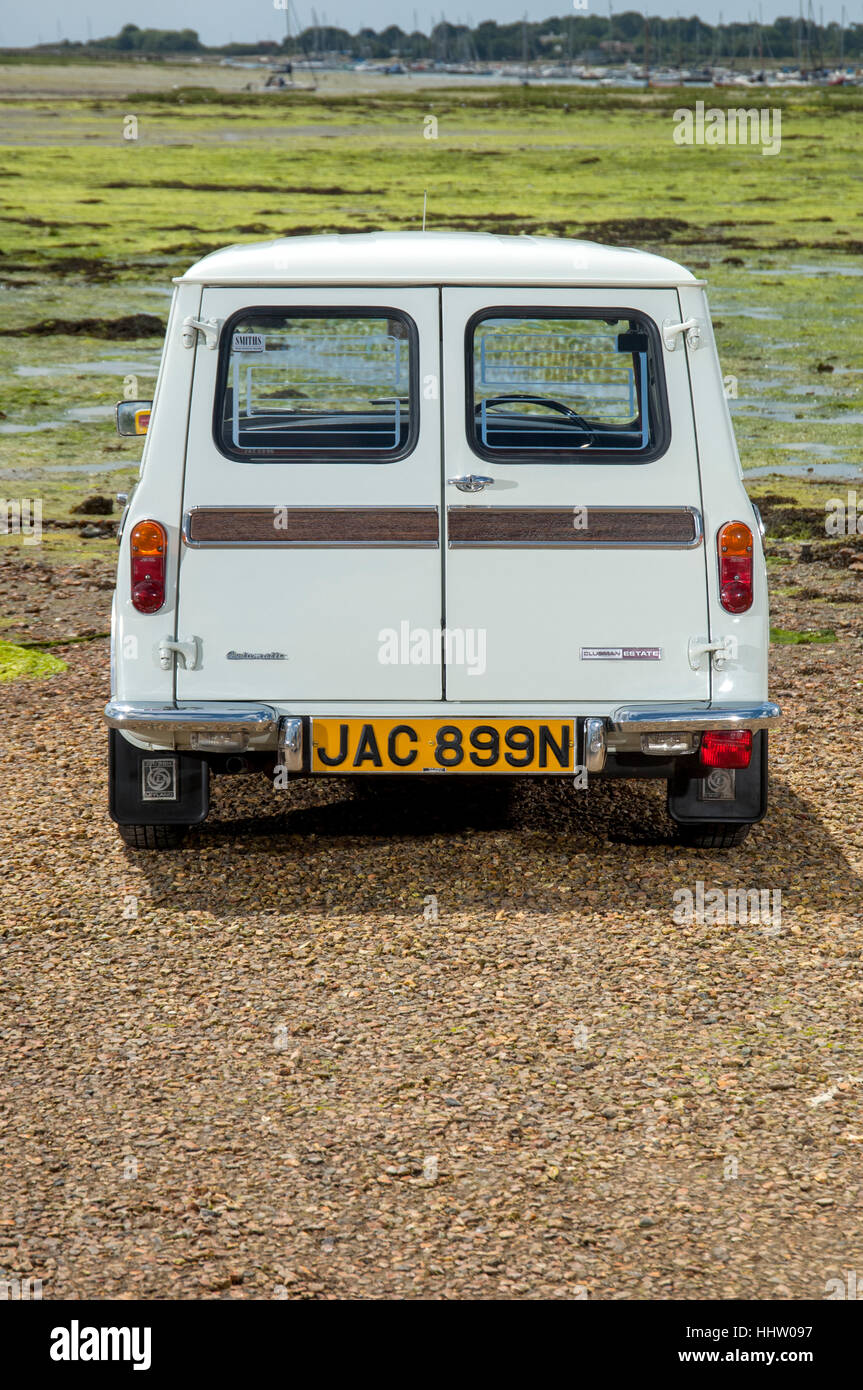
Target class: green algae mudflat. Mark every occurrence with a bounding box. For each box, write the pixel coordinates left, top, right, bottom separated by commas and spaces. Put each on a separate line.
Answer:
0, 79, 860, 549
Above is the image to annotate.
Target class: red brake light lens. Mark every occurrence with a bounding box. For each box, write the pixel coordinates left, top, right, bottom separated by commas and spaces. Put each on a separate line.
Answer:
130, 519, 166, 614
700, 730, 752, 769
718, 521, 753, 613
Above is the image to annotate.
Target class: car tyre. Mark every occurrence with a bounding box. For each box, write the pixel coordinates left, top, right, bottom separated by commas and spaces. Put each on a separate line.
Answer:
675, 822, 752, 849
116, 823, 190, 851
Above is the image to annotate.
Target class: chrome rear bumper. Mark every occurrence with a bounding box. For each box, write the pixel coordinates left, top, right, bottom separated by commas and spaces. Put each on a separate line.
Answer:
104, 700, 780, 766
587, 701, 781, 773
104, 701, 277, 751
610, 702, 781, 735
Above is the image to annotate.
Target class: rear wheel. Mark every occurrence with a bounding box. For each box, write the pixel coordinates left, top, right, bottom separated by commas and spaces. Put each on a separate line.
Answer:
674, 822, 752, 849
116, 823, 190, 851
668, 732, 768, 849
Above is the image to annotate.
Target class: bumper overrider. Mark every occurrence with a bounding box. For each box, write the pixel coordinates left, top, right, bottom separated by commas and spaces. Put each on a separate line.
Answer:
104, 700, 781, 772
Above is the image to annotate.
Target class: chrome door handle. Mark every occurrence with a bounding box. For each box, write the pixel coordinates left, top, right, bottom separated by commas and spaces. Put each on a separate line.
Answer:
447, 474, 494, 494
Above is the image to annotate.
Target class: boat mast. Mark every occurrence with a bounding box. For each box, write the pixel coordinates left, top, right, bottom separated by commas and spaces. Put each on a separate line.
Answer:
644, 9, 650, 89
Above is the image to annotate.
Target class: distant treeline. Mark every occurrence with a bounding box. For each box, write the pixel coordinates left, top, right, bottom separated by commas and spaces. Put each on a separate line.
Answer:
15, 16, 863, 67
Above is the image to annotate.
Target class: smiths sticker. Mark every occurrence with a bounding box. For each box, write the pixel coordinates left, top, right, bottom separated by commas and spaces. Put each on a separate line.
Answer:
580, 647, 662, 660
231, 332, 265, 353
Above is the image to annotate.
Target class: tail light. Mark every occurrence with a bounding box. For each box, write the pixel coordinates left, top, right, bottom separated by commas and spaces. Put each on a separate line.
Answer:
717, 520, 754, 613
700, 730, 752, 769
130, 519, 166, 613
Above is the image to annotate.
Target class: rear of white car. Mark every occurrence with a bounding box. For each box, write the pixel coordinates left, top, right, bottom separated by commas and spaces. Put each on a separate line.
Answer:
105, 232, 779, 849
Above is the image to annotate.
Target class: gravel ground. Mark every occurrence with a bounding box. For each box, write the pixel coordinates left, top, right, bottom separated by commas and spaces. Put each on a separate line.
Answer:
0, 548, 113, 646
1, 546, 863, 1300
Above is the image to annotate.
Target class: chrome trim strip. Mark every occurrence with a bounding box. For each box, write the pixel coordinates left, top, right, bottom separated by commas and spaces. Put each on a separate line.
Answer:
446, 504, 703, 550
182, 505, 440, 550
610, 702, 780, 734
105, 701, 278, 742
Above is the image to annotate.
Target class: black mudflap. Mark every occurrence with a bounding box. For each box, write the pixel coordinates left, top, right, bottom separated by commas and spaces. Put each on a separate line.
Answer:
109, 730, 209, 826
667, 731, 768, 827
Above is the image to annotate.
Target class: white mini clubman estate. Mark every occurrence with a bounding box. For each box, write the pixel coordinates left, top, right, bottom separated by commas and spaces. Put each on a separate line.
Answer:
106, 232, 779, 849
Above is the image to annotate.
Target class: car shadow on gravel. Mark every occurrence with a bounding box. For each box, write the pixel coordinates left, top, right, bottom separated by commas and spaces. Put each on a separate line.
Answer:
199, 772, 673, 843
125, 769, 862, 919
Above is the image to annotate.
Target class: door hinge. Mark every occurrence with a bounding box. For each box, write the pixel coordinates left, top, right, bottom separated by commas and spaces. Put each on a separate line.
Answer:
115, 483, 136, 543
662, 317, 703, 352
159, 636, 201, 671
689, 635, 737, 671
181, 316, 222, 349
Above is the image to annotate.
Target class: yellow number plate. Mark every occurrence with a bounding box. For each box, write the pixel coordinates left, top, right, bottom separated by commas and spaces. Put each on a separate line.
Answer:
310, 718, 576, 774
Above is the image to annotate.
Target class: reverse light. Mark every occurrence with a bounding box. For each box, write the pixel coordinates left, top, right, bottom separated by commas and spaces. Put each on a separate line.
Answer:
189, 731, 249, 753
717, 520, 754, 614
700, 729, 752, 769
130, 519, 166, 614
641, 732, 695, 756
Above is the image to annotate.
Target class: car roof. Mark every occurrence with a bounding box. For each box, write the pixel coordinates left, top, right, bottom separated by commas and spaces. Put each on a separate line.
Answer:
176, 231, 704, 289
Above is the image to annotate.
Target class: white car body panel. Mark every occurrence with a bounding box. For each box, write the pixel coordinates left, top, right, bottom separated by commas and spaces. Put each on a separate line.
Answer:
176, 285, 442, 700
174, 230, 705, 290
109, 232, 770, 744
440, 284, 710, 702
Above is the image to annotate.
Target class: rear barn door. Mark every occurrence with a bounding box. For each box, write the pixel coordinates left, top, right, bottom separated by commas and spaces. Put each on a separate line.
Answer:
440, 287, 711, 703
176, 289, 442, 700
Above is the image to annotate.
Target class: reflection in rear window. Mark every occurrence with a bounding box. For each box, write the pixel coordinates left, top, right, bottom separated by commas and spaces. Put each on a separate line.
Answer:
469, 312, 666, 461
216, 310, 416, 460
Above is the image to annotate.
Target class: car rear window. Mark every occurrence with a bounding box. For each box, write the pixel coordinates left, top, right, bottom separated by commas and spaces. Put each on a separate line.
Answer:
467, 310, 669, 462
216, 309, 417, 461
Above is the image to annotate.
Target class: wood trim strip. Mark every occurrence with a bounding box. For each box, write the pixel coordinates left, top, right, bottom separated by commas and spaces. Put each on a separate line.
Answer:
447, 506, 700, 548
185, 507, 439, 548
